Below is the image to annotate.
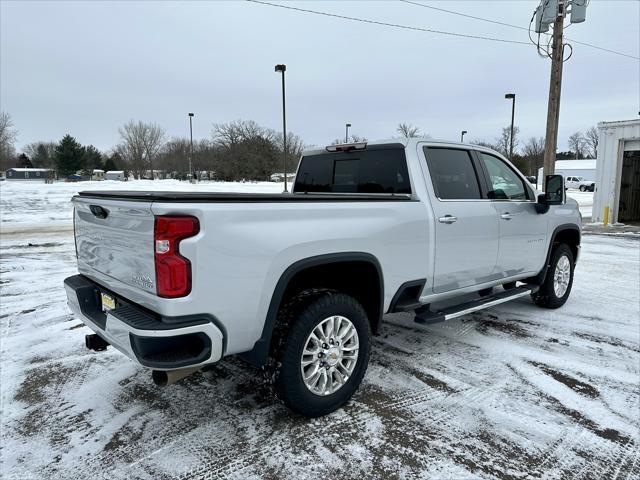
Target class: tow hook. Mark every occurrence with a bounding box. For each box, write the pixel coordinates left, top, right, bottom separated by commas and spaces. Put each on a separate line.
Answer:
85, 334, 109, 351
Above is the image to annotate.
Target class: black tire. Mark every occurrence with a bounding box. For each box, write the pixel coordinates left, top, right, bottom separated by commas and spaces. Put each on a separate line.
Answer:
579, 185, 586, 192
532, 244, 575, 309
274, 293, 371, 417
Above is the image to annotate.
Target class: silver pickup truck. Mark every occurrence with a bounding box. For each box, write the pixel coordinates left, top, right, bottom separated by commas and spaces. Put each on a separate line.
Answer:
65, 138, 581, 416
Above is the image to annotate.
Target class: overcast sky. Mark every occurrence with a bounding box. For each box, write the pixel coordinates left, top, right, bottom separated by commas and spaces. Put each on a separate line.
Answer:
1, 0, 638, 153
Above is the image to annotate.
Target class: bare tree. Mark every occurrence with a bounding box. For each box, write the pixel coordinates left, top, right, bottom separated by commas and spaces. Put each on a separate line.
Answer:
275, 131, 305, 169
0, 111, 18, 170
496, 125, 520, 158
567, 131, 586, 159
24, 141, 56, 168
522, 136, 545, 176
211, 120, 285, 181
118, 120, 165, 179
213, 120, 268, 149
522, 136, 545, 158
397, 123, 420, 138
157, 138, 190, 178
471, 139, 499, 151
331, 134, 367, 145
584, 126, 599, 159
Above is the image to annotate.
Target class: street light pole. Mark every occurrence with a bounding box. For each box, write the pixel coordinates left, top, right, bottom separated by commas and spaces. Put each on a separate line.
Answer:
460, 130, 467, 143
505, 93, 516, 161
345, 123, 351, 143
275, 64, 288, 193
188, 113, 194, 182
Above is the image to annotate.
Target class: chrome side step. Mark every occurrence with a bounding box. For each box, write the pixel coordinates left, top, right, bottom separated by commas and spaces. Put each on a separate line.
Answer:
414, 286, 536, 325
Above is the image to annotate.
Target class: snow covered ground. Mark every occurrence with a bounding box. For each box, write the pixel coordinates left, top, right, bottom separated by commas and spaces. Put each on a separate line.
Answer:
0, 179, 283, 231
1, 180, 638, 479
566, 190, 593, 220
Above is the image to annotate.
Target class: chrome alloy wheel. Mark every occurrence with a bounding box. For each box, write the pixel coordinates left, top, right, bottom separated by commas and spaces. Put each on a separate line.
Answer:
553, 255, 571, 298
300, 315, 359, 396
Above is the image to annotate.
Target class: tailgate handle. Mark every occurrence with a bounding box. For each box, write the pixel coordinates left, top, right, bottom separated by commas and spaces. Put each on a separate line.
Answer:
89, 205, 109, 219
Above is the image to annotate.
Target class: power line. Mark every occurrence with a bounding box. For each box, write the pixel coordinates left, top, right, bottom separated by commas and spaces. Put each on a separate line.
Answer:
400, 0, 639, 60
246, 0, 530, 45
400, 0, 530, 32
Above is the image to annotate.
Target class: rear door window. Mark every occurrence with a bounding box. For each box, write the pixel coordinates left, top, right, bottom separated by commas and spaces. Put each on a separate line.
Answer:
423, 147, 482, 200
294, 147, 411, 194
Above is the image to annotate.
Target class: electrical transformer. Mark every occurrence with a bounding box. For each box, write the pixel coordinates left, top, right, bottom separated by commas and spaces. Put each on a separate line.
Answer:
570, 0, 588, 23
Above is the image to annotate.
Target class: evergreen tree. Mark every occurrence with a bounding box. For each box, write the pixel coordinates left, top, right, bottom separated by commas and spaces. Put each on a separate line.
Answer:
17, 153, 32, 168
104, 152, 121, 171
34, 144, 52, 168
54, 134, 85, 176
82, 145, 103, 173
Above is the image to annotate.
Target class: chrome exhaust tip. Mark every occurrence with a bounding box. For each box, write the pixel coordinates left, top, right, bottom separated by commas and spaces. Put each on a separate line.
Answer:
152, 366, 201, 386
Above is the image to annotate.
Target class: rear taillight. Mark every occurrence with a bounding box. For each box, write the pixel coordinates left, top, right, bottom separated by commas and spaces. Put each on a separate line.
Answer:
154, 215, 200, 298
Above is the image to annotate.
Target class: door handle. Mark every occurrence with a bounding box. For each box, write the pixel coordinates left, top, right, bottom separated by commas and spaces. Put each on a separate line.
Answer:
438, 215, 458, 224
500, 212, 513, 220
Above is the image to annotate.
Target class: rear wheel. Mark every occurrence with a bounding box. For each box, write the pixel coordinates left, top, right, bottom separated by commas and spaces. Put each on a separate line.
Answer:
274, 293, 371, 417
532, 244, 575, 308
579, 185, 586, 192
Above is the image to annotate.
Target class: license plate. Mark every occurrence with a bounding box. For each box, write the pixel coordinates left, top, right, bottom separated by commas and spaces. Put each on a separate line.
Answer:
101, 292, 116, 312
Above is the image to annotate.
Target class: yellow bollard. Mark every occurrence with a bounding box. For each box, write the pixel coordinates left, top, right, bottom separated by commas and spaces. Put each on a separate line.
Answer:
603, 206, 609, 226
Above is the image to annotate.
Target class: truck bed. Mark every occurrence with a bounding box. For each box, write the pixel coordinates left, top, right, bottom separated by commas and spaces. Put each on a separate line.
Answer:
76, 191, 414, 203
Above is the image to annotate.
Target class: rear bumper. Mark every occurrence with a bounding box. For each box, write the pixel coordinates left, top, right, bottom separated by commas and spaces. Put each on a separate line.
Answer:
64, 275, 224, 370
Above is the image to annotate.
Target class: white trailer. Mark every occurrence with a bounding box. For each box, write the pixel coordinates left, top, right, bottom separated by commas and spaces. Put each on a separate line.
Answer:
105, 170, 125, 181
537, 159, 596, 190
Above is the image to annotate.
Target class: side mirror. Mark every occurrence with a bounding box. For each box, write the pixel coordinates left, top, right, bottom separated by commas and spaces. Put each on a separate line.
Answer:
536, 174, 565, 214
545, 174, 565, 205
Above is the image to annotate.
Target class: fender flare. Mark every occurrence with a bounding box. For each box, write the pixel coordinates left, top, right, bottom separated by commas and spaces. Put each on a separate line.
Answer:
238, 252, 383, 367
529, 224, 581, 285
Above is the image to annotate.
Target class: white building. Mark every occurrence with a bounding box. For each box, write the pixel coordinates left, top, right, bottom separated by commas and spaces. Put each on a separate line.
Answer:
91, 169, 105, 181
105, 170, 125, 181
593, 119, 640, 224
537, 159, 596, 190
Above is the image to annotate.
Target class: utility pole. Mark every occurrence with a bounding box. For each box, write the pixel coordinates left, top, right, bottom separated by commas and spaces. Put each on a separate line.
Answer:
533, 0, 587, 179
345, 123, 351, 143
542, 2, 565, 176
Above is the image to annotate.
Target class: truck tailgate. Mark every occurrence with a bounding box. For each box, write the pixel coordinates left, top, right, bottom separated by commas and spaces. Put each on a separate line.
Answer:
73, 196, 156, 294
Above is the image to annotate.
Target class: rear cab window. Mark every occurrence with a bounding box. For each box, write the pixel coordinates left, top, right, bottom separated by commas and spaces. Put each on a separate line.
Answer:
293, 146, 411, 194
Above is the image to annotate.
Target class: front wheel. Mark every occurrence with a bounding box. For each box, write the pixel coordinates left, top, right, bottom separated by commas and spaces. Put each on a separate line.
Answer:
532, 244, 575, 308
579, 185, 586, 192
275, 293, 371, 417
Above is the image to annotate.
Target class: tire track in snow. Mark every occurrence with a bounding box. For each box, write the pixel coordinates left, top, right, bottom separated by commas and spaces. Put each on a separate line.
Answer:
127, 380, 462, 479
